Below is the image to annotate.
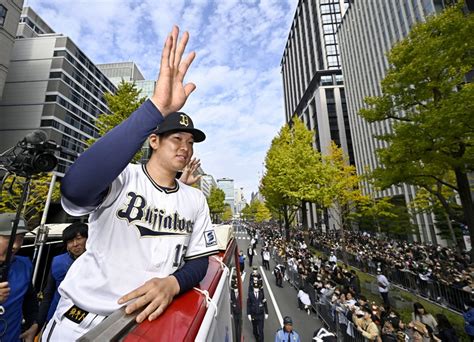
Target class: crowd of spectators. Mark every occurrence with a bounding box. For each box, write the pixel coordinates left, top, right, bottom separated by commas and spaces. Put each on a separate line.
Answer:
243, 222, 467, 341
310, 231, 474, 295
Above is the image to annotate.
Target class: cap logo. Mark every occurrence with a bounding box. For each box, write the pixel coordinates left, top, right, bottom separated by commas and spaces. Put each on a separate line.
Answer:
179, 114, 189, 127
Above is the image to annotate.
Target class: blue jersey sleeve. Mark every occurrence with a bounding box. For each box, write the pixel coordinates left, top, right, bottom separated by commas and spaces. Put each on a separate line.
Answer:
172, 256, 209, 295
61, 100, 164, 207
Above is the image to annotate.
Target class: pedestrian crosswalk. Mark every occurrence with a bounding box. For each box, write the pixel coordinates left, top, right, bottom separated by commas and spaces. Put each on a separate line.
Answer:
235, 231, 250, 240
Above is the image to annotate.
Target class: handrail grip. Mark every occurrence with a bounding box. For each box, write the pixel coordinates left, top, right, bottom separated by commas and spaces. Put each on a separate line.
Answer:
77, 307, 138, 342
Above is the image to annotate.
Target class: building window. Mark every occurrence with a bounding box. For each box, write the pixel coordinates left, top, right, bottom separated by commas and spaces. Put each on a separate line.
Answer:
321, 75, 333, 86
326, 45, 338, 55
0, 5, 7, 27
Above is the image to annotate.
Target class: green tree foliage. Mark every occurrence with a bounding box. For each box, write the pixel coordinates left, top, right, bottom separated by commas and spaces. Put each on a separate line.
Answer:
254, 201, 272, 223
260, 117, 325, 240
360, 4, 474, 252
410, 186, 464, 248
241, 203, 254, 221
0, 173, 60, 228
207, 187, 225, 223
321, 142, 369, 232
352, 196, 397, 233
222, 204, 233, 221
241, 200, 260, 221
87, 81, 147, 163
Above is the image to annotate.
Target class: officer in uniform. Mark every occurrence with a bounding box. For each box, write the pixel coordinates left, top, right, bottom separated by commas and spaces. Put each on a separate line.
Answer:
275, 316, 301, 341
247, 278, 268, 342
248, 266, 262, 290
247, 244, 256, 267
273, 263, 285, 288
230, 274, 241, 341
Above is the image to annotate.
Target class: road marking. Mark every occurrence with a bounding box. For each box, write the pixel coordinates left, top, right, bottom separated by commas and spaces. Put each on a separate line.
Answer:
260, 266, 283, 325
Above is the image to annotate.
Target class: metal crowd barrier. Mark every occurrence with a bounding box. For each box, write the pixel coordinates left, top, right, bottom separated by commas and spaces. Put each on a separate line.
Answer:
311, 243, 471, 313
314, 302, 368, 341
269, 253, 371, 341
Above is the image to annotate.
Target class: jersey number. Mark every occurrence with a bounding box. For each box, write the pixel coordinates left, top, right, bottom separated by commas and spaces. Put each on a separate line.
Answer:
173, 244, 188, 267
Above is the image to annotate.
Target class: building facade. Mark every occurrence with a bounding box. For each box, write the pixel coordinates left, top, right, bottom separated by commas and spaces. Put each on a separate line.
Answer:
234, 187, 247, 216
200, 174, 217, 198
338, 0, 446, 243
217, 178, 235, 213
0, 0, 23, 100
0, 7, 116, 174
97, 62, 155, 98
97, 62, 156, 161
96, 61, 144, 86
281, 0, 352, 231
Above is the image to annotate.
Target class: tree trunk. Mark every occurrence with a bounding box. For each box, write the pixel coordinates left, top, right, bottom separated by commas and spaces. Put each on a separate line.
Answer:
301, 200, 310, 246
433, 190, 460, 251
283, 205, 291, 242
444, 211, 460, 252
340, 215, 348, 265
454, 168, 474, 260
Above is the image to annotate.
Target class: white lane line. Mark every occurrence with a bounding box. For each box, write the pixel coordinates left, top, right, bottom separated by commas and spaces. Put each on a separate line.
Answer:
260, 266, 283, 325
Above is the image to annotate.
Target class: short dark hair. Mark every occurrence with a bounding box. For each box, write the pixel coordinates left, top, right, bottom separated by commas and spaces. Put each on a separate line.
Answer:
63, 222, 88, 243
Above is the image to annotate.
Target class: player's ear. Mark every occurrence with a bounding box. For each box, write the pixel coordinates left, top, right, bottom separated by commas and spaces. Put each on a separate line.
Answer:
149, 134, 160, 150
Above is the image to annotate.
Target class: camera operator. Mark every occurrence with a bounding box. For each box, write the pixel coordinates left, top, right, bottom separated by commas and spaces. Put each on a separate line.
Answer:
0, 213, 38, 341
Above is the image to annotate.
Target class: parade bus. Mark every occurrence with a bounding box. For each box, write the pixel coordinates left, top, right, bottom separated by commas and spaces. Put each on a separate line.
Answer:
21, 223, 243, 342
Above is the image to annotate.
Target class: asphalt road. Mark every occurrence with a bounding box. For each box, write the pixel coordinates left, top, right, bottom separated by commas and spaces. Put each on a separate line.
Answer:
235, 230, 322, 342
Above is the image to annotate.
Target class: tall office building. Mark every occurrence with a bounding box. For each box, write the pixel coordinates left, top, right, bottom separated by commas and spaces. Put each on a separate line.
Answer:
281, 0, 352, 231
0, 7, 116, 174
97, 62, 144, 86
234, 187, 247, 215
97, 61, 156, 161
338, 0, 446, 243
97, 62, 155, 98
217, 178, 235, 214
200, 174, 217, 198
0, 0, 23, 100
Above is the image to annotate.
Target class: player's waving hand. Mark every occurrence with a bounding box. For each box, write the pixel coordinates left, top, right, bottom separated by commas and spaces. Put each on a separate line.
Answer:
151, 25, 196, 117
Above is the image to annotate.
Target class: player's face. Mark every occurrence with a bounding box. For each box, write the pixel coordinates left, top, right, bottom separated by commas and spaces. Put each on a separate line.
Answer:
0, 234, 24, 262
153, 132, 194, 171
66, 233, 87, 258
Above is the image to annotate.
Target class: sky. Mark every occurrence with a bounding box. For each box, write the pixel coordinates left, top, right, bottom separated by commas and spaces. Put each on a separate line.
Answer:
26, 0, 298, 202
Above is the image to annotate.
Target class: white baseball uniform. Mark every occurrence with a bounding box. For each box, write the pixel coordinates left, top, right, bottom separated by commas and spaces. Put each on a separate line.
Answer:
56, 163, 218, 317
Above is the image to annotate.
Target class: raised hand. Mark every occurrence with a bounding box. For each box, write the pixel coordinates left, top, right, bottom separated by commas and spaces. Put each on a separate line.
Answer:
151, 25, 196, 117
179, 158, 202, 186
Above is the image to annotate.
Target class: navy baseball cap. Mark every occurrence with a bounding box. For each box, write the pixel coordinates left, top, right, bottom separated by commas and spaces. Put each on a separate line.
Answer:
0, 213, 28, 235
152, 112, 206, 143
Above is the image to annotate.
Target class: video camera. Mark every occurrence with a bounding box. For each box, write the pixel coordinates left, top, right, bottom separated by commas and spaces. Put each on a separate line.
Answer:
0, 130, 61, 177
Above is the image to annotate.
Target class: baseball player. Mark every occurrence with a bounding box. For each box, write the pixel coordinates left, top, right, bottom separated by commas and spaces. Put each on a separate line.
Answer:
42, 26, 219, 341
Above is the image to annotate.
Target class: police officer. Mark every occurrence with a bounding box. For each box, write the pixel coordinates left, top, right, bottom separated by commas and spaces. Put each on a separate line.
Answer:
247, 244, 256, 267
230, 274, 241, 341
247, 278, 268, 342
275, 316, 301, 342
274, 264, 285, 288
0, 213, 38, 341
248, 266, 262, 290
37, 222, 88, 330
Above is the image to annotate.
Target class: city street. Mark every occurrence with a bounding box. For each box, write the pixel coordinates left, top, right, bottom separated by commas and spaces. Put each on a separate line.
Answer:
235, 230, 322, 341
